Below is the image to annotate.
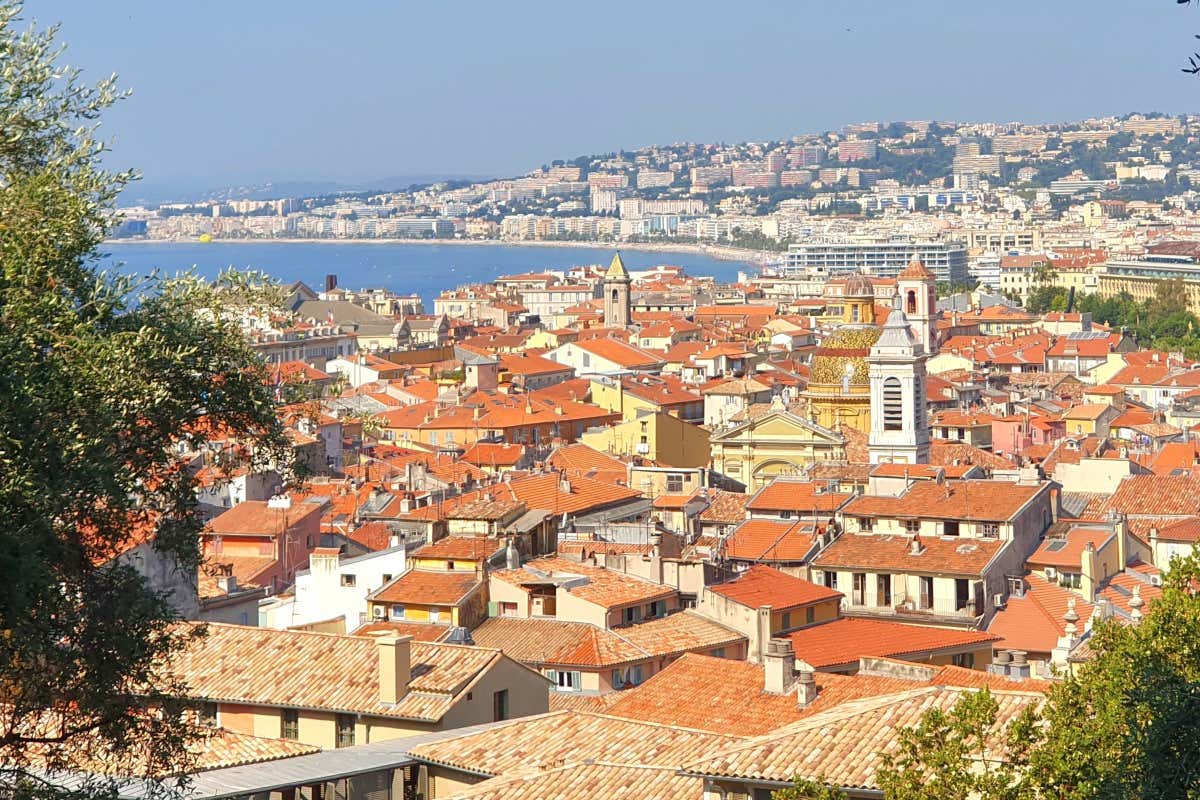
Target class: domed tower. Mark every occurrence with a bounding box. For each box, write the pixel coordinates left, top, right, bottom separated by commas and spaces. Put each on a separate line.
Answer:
896, 256, 937, 355
801, 273, 880, 433
603, 252, 631, 328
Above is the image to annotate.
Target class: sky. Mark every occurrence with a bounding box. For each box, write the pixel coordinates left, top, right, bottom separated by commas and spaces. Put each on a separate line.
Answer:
39, 1, 1200, 197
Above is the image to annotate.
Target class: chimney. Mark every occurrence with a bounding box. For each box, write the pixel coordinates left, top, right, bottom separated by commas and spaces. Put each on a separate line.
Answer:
377, 635, 412, 704
216, 573, 238, 594
506, 537, 521, 570
650, 531, 663, 560
795, 667, 818, 707
763, 637, 796, 694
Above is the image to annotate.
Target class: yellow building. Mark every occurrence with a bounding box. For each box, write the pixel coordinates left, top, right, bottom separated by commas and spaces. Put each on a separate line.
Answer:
579, 410, 711, 468
708, 399, 847, 489
800, 273, 880, 433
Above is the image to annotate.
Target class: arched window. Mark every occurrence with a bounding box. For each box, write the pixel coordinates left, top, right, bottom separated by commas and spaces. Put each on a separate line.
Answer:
906, 290, 917, 314
611, 288, 620, 303
883, 377, 903, 431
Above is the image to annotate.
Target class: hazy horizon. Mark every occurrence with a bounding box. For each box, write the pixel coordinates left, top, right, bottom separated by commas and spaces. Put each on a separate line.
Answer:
43, 0, 1200, 196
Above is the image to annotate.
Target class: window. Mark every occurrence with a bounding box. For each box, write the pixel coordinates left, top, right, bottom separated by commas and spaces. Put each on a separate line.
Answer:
582, 353, 591, 368
852, 573, 866, 605
805, 607, 815, 625
944, 520, 959, 537
198, 702, 218, 727
710, 647, 726, 659
623, 605, 643, 625
382, 573, 392, 584
649, 600, 667, 618
980, 522, 1000, 538
429, 609, 442, 623
493, 690, 509, 722
280, 708, 299, 741
877, 574, 892, 607
446, 561, 456, 571
340, 574, 356, 587
1007, 576, 1025, 598
952, 652, 975, 669
882, 377, 903, 431
1060, 572, 1082, 589
823, 570, 838, 590
906, 289, 917, 314
500, 601, 518, 617
919, 576, 934, 610
390, 605, 406, 620
781, 611, 792, 630
904, 519, 920, 534
666, 473, 684, 493
550, 670, 581, 692
858, 517, 873, 532
335, 714, 355, 748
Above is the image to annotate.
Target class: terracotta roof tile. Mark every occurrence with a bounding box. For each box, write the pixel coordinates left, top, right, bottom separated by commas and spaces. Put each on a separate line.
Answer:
681, 685, 1042, 789
368, 569, 482, 606
491, 557, 675, 610
786, 617, 1000, 670
986, 574, 1093, 655
812, 533, 1006, 577
173, 623, 509, 722
841, 479, 1046, 522
708, 565, 843, 609
745, 478, 854, 514
441, 762, 698, 800
723, 519, 818, 563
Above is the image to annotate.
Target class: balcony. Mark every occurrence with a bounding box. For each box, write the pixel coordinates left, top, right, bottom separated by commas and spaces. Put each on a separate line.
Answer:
841, 594, 985, 627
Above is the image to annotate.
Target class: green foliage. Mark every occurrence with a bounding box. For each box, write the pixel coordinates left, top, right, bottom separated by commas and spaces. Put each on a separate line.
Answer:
1024, 280, 1200, 358
0, 2, 289, 794
1022, 552, 1200, 798
875, 552, 1200, 799
772, 776, 848, 800
876, 687, 1036, 800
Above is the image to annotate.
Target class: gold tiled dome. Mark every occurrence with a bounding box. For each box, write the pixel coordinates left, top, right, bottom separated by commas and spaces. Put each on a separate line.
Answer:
809, 326, 882, 386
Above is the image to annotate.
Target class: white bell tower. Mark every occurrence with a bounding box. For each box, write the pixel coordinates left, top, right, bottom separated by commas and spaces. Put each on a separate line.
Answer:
868, 299, 930, 465
896, 256, 938, 356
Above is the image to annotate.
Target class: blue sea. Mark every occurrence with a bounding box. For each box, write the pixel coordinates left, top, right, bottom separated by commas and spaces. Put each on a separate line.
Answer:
98, 242, 750, 306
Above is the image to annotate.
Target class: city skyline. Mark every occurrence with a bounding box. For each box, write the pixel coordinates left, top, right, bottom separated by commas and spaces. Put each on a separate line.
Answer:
50, 0, 1194, 197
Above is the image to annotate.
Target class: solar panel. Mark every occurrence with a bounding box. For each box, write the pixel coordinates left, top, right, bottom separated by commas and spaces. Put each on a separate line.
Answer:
1045, 540, 1068, 552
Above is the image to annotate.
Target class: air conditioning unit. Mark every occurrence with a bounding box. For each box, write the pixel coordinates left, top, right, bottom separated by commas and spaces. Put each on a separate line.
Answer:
1044, 567, 1057, 581
372, 606, 385, 619
1150, 574, 1163, 587
993, 593, 1005, 609
635, 442, 650, 454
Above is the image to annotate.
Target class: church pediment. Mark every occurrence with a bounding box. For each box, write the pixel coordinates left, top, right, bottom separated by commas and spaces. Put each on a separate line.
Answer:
713, 409, 845, 444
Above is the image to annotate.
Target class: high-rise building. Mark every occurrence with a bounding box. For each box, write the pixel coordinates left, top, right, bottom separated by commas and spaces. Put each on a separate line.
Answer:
783, 239, 969, 283
837, 139, 878, 162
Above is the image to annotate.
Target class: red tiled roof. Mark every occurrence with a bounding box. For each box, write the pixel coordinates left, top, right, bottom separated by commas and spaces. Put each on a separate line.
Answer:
987, 573, 1093, 655
787, 617, 1000, 670
812, 533, 1004, 577
842, 479, 1044, 522
723, 519, 817, 563
368, 569, 482, 606
708, 565, 842, 609
745, 479, 853, 514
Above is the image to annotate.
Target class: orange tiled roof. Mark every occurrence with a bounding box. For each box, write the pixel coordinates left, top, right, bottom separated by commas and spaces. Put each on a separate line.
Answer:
1026, 527, 1115, 569
698, 490, 750, 524
708, 565, 842, 610
1101, 475, 1200, 517
492, 556, 676, 610
841, 479, 1045, 522
350, 620, 451, 642
812, 533, 1005, 577
987, 573, 1093, 655
681, 685, 1042, 790
173, 623, 513, 722
406, 709, 744, 778
786, 617, 1000, 670
369, 569, 482, 606
723, 519, 817, 563
745, 478, 853, 514
440, 763, 698, 800
413, 536, 505, 561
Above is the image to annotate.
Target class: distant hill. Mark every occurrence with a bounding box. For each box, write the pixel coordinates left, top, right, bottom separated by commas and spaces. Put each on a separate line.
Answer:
119, 173, 492, 206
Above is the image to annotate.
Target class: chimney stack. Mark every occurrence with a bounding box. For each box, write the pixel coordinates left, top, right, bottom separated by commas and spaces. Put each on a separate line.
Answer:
763, 637, 796, 694
795, 667, 818, 707
377, 635, 413, 704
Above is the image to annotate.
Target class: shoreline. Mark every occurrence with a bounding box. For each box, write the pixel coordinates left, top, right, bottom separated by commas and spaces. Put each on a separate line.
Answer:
102, 237, 778, 265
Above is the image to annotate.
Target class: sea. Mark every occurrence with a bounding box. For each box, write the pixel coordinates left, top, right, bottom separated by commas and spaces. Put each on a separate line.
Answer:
98, 242, 751, 307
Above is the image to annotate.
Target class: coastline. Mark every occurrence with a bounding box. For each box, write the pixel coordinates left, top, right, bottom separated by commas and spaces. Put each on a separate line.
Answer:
101, 237, 776, 265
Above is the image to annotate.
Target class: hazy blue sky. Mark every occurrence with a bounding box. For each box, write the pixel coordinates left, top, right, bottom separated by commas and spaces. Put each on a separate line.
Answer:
40, 1, 1198, 194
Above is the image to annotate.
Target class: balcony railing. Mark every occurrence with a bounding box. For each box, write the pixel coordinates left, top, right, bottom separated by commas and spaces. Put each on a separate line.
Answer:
841, 594, 984, 622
